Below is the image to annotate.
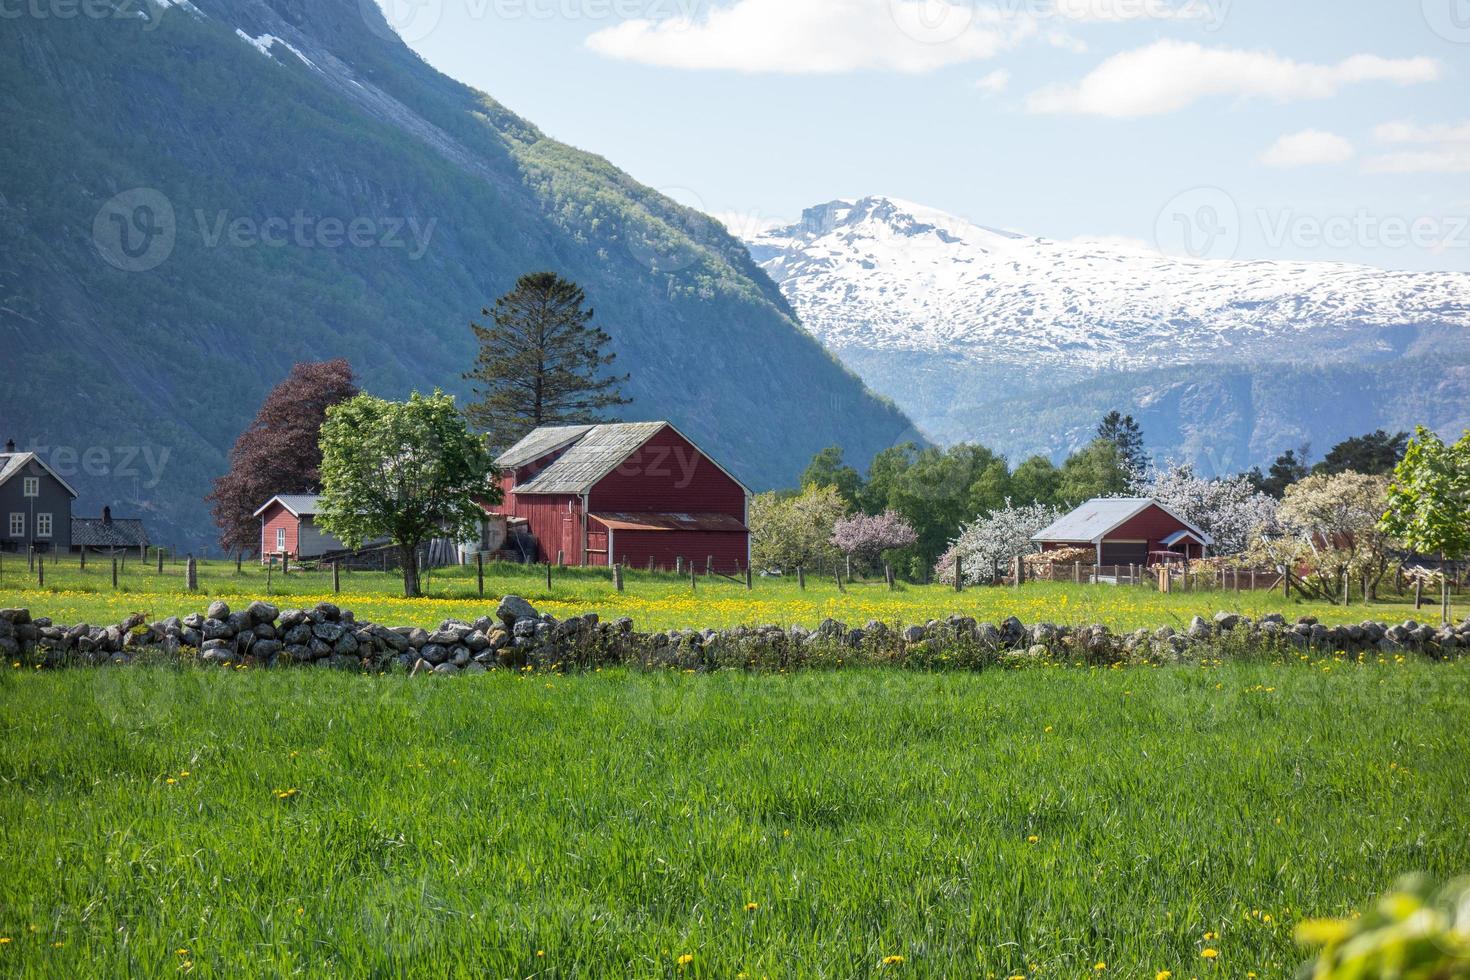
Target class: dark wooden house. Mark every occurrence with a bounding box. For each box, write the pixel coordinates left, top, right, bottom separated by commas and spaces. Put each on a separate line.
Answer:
488, 422, 750, 572
0, 439, 77, 554
72, 506, 151, 558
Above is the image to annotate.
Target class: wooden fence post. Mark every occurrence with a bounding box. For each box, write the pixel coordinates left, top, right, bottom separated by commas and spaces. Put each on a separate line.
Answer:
557, 549, 565, 568
266, 557, 273, 594
647, 557, 654, 574
80, 549, 86, 570
1413, 578, 1423, 611
186, 556, 197, 592
112, 558, 119, 590
476, 553, 484, 597
235, 550, 242, 574
954, 555, 963, 592
333, 561, 341, 595
545, 562, 552, 589
282, 553, 289, 576
1073, 561, 1081, 584
690, 566, 697, 591
1013, 556, 1023, 589
706, 555, 713, 576
37, 555, 43, 588
745, 565, 753, 590
614, 563, 624, 593
885, 564, 894, 591
675, 556, 683, 575
28, 546, 34, 573
836, 568, 846, 593
797, 566, 805, 591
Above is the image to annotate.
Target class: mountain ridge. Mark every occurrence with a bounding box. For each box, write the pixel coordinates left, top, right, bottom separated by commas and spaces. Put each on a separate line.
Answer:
0, 0, 913, 548
746, 195, 1470, 468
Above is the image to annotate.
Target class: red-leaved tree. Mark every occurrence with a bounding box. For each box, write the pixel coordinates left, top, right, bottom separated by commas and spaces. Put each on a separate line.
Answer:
207, 359, 358, 554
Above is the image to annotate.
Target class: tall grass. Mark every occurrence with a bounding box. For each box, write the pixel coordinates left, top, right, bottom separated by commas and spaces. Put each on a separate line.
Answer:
1, 659, 1466, 976
0, 556, 1442, 632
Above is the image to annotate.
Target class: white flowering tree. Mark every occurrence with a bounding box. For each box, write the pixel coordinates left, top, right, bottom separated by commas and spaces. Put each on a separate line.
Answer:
831, 510, 917, 575
1134, 461, 1277, 557
935, 500, 1061, 586
1250, 471, 1397, 603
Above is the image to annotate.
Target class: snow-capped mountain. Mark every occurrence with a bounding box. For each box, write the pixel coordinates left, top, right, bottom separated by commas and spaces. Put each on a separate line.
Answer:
744, 197, 1470, 469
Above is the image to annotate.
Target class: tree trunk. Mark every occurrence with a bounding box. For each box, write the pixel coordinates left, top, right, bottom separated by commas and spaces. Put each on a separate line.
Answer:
399, 541, 421, 598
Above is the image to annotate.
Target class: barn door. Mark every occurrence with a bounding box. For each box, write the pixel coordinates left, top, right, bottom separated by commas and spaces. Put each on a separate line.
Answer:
561, 514, 577, 564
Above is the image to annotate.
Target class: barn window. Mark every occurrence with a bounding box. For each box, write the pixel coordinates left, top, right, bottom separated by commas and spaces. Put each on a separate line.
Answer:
23, 477, 38, 498
36, 514, 52, 538
8, 513, 23, 537
276, 528, 286, 551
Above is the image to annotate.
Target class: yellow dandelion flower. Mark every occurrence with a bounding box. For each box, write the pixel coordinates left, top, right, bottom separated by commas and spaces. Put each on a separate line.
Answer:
0, 937, 10, 944
882, 955, 905, 966
676, 953, 694, 967
1094, 961, 1106, 971
1201, 948, 1219, 960
1203, 931, 1217, 940
1027, 835, 1039, 844
745, 902, 759, 911
536, 950, 545, 957
1155, 972, 1171, 980
166, 778, 177, 785
1044, 725, 1054, 733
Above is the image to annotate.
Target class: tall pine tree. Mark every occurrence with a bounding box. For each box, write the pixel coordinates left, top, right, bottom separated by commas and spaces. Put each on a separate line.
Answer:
1097, 411, 1145, 475
464, 272, 631, 449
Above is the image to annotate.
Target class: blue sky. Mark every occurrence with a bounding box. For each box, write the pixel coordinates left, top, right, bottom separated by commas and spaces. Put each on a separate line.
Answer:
380, 0, 1469, 271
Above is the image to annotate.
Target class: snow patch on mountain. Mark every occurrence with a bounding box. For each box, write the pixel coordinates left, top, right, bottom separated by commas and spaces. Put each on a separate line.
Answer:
747, 196, 1470, 370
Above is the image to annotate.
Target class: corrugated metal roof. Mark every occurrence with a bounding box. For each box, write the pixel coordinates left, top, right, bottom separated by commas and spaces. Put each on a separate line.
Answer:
252, 494, 323, 518
513, 422, 668, 494
496, 425, 594, 469
72, 518, 150, 549
1032, 497, 1154, 543
1160, 528, 1208, 546
591, 512, 748, 532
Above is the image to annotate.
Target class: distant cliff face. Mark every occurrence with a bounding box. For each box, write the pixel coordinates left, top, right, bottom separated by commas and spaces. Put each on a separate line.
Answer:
748, 196, 1470, 468
0, 0, 913, 548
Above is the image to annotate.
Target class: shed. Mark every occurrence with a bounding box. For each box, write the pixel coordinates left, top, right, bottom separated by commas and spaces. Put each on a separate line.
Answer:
1032, 497, 1212, 566
72, 506, 150, 558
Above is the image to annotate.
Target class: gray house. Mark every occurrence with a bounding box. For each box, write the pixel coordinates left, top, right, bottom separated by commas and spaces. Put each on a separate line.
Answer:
72, 506, 151, 558
0, 439, 78, 554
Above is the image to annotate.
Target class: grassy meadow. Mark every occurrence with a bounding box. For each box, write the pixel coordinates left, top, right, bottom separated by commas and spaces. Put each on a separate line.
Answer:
2, 658, 1467, 976
0, 554, 1451, 631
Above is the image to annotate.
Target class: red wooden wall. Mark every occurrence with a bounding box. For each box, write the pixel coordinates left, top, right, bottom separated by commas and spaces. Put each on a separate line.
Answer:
259, 502, 300, 558
588, 427, 745, 514
609, 529, 748, 573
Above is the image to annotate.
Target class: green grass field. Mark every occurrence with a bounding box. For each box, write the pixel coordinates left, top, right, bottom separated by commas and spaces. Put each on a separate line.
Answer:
0, 555, 1449, 632
2, 658, 1467, 976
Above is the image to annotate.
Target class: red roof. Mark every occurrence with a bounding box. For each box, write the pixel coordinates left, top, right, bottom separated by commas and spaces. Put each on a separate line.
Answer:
591, 512, 747, 533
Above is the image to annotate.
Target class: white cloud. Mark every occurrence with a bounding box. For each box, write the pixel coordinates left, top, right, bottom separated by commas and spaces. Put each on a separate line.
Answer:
1025, 40, 1440, 117
711, 210, 789, 238
1259, 129, 1354, 168
1052, 0, 1224, 25
974, 68, 1011, 94
1365, 118, 1470, 173
585, 0, 1033, 74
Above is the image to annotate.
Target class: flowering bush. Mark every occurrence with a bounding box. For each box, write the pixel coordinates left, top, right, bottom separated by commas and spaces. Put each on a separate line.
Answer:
1134, 461, 1277, 556
831, 511, 917, 573
935, 501, 1061, 586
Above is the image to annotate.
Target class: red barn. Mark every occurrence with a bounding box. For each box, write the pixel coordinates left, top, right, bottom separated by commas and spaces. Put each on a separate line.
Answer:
1031, 497, 1212, 566
488, 422, 751, 572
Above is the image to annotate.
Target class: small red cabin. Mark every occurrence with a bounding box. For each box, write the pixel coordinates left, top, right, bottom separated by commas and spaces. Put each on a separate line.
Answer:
488, 422, 751, 572
1031, 497, 1212, 566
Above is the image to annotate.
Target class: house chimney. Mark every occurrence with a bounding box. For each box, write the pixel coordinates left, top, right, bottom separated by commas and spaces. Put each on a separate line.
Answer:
103, 506, 112, 526
4, 439, 13, 453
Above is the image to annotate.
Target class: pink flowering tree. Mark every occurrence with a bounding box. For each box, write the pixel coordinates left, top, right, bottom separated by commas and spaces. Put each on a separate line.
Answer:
831, 510, 918, 573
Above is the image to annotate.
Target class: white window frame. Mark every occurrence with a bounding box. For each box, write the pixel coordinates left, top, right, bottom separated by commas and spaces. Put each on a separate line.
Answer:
8, 513, 23, 537
22, 477, 39, 498
36, 513, 52, 538
276, 528, 286, 551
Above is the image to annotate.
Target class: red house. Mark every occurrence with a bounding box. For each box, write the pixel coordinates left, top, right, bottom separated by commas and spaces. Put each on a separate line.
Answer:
253, 494, 361, 560
1031, 497, 1212, 566
488, 421, 750, 572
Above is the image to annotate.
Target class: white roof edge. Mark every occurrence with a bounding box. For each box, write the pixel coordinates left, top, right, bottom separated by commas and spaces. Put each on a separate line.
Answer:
253, 495, 305, 519
0, 452, 79, 498
1029, 497, 1213, 545
660, 422, 752, 496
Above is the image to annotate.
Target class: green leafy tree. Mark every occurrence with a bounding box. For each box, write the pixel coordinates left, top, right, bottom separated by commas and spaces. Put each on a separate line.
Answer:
859, 443, 921, 516
1010, 455, 1062, 507
749, 484, 847, 573
1296, 875, 1470, 978
801, 446, 863, 508
1380, 425, 1470, 624
1097, 411, 1146, 475
1314, 429, 1409, 476
463, 272, 631, 450
317, 391, 501, 598
1057, 439, 1131, 505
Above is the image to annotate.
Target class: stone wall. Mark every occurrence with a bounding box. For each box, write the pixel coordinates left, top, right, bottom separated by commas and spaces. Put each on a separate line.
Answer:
1, 599, 1466, 674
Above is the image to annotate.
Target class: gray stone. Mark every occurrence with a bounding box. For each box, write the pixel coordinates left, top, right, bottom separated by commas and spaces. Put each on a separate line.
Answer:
246, 601, 279, 626
432, 662, 460, 675
496, 595, 538, 627
1213, 612, 1241, 631
206, 600, 230, 621
315, 602, 341, 621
